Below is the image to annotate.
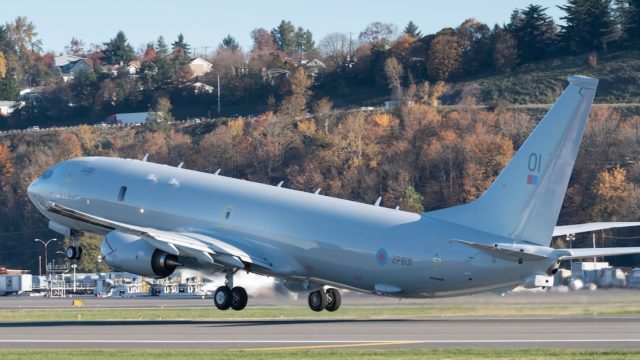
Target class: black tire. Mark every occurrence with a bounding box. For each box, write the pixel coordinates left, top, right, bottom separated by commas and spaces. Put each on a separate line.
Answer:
214, 286, 232, 310
308, 289, 327, 312
325, 288, 342, 312
65, 246, 77, 260
76, 246, 83, 261
231, 287, 248, 311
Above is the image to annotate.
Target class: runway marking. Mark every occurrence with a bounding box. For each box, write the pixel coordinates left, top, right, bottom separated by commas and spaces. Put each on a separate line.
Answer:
241, 341, 419, 351
1, 339, 640, 344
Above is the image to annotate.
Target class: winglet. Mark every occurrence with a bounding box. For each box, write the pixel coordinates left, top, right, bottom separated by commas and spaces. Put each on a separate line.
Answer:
214, 169, 221, 175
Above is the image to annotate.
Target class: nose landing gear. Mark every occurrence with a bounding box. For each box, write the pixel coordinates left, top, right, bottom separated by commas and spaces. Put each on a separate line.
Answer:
308, 287, 342, 312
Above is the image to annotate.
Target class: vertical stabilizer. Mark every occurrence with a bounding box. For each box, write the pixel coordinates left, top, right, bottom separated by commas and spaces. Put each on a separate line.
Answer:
427, 75, 598, 246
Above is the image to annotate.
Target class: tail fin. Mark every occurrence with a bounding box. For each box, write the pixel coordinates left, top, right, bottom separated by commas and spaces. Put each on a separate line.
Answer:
427, 75, 598, 246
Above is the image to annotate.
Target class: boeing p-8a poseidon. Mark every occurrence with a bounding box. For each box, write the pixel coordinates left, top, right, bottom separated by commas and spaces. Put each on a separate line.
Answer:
28, 75, 640, 312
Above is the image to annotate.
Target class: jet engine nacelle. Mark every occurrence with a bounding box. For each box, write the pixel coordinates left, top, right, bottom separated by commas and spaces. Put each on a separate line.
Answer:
100, 231, 180, 278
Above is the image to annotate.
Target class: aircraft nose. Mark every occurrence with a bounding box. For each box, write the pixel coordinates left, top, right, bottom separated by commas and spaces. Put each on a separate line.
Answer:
27, 178, 41, 204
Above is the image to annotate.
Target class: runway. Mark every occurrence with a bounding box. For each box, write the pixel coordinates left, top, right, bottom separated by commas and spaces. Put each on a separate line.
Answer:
1, 316, 639, 349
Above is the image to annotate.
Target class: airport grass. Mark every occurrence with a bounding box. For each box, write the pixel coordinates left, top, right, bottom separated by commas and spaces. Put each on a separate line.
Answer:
1, 304, 640, 322
3, 349, 640, 360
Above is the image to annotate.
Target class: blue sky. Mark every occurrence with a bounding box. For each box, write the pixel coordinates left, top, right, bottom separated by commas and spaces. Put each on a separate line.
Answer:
2, 0, 566, 55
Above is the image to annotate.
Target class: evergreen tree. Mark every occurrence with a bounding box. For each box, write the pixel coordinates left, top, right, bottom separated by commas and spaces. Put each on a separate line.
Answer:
618, 0, 640, 44
0, 66, 19, 100
102, 30, 135, 65
559, 0, 617, 53
272, 20, 297, 52
271, 20, 314, 54
172, 33, 191, 55
220, 34, 241, 53
509, 5, 558, 63
403, 21, 422, 38
156, 35, 169, 57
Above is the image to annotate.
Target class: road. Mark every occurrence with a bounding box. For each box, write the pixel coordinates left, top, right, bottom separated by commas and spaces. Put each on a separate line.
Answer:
0, 316, 639, 349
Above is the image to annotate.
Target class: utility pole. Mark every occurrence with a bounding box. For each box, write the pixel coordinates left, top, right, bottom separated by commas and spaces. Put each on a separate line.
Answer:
217, 73, 221, 114
38, 255, 42, 276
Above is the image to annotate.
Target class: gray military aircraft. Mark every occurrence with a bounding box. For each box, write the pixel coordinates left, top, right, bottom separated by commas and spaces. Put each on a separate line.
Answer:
27, 75, 640, 312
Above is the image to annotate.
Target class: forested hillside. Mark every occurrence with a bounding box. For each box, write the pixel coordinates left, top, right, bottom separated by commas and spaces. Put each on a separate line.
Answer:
2, 99, 640, 272
2, 0, 640, 272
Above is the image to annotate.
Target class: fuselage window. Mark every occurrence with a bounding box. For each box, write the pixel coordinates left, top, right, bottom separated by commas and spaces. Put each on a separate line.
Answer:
118, 186, 127, 202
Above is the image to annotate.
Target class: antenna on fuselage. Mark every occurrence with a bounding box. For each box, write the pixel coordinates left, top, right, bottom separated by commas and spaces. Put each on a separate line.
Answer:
177, 162, 184, 168
395, 205, 400, 211
314, 188, 321, 195
214, 169, 221, 175
142, 153, 149, 162
276, 181, 284, 188
374, 196, 382, 207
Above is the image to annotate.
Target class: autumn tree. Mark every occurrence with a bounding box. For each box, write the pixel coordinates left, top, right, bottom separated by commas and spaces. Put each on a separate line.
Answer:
384, 57, 404, 100
491, 26, 518, 72
278, 67, 311, 119
0, 51, 5, 78
65, 37, 86, 57
359, 22, 397, 48
590, 167, 640, 221
427, 31, 462, 81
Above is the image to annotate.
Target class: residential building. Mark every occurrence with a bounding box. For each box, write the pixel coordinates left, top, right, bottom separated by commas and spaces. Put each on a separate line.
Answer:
189, 57, 213, 77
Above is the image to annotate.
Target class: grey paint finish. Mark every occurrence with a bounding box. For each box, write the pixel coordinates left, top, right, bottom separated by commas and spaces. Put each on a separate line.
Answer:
29, 75, 638, 300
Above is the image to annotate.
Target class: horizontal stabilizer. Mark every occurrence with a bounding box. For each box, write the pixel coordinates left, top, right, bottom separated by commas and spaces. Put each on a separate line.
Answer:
552, 247, 640, 260
452, 239, 550, 261
553, 222, 640, 236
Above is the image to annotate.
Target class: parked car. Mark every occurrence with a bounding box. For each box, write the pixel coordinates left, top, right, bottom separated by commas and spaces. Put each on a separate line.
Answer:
26, 126, 39, 131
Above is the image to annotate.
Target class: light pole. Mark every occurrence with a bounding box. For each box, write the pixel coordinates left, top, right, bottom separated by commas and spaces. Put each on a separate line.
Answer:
34, 238, 57, 275
71, 264, 77, 293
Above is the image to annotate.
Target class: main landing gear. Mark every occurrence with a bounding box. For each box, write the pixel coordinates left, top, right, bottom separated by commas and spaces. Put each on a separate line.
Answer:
66, 232, 83, 261
308, 287, 341, 312
214, 270, 248, 311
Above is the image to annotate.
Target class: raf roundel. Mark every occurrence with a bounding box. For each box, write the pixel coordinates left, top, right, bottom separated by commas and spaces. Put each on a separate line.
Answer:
376, 248, 388, 265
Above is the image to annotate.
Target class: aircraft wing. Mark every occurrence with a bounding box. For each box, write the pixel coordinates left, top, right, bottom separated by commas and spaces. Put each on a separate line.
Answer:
47, 201, 272, 270
553, 222, 640, 236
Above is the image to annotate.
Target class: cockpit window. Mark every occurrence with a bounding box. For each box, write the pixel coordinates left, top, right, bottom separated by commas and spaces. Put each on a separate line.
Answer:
41, 169, 54, 180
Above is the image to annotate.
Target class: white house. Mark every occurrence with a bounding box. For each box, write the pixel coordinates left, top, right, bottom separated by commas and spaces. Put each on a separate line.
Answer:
189, 57, 213, 77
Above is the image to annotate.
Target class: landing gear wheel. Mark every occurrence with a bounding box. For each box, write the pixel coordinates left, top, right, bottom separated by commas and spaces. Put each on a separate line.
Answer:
65, 246, 83, 261
308, 289, 327, 312
325, 288, 341, 312
65, 246, 76, 260
214, 286, 232, 310
230, 287, 248, 311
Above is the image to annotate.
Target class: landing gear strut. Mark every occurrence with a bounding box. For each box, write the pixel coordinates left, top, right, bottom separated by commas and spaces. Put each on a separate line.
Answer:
213, 269, 248, 311
66, 232, 83, 261
308, 287, 341, 312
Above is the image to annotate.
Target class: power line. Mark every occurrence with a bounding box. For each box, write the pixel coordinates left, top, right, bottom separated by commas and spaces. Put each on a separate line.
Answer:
0, 228, 51, 237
